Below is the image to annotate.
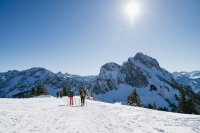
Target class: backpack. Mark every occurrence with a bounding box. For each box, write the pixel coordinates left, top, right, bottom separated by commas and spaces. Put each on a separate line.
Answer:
69, 90, 74, 96
80, 90, 86, 97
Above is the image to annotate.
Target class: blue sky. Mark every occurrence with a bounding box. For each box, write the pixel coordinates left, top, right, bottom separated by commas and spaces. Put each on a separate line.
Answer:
0, 0, 200, 75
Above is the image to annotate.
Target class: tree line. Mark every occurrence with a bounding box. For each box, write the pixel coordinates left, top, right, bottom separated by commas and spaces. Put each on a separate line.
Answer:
127, 85, 199, 115
29, 85, 71, 97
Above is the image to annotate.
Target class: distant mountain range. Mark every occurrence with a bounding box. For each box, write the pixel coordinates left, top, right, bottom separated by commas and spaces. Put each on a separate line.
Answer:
0, 67, 96, 98
173, 71, 200, 93
0, 52, 199, 112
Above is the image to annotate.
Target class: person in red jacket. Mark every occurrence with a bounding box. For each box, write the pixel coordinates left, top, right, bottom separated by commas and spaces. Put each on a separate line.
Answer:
68, 90, 74, 105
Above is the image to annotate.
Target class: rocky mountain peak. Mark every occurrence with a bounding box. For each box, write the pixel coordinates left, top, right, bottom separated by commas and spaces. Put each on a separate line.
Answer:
100, 62, 121, 72
99, 62, 122, 80
130, 52, 160, 69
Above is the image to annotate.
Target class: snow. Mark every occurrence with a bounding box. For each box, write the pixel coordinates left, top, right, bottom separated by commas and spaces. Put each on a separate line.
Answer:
136, 87, 170, 108
128, 58, 179, 110
191, 75, 200, 79
99, 62, 123, 84
173, 71, 200, 93
0, 97, 200, 133
57, 72, 97, 82
45, 85, 60, 97
96, 84, 134, 104
1, 76, 6, 81
193, 81, 197, 84
190, 71, 200, 79
95, 84, 174, 109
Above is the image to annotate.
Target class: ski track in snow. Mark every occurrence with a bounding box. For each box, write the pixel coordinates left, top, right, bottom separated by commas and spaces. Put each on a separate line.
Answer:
0, 97, 200, 133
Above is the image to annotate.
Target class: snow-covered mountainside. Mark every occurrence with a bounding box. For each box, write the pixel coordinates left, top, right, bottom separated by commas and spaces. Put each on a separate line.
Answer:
93, 53, 180, 111
0, 68, 96, 98
0, 97, 199, 133
0, 52, 199, 112
173, 71, 200, 93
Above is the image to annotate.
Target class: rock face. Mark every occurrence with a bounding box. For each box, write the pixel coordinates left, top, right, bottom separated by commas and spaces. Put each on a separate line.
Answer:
91, 62, 123, 94
0, 52, 198, 111
92, 53, 179, 111
173, 71, 200, 93
122, 59, 148, 88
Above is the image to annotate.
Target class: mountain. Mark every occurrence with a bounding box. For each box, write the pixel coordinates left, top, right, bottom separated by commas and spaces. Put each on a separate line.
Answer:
0, 52, 199, 112
93, 53, 180, 111
0, 97, 199, 133
0, 67, 96, 98
173, 71, 200, 93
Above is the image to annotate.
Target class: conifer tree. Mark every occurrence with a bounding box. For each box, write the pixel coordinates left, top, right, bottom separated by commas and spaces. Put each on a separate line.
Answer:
158, 107, 168, 111
186, 92, 198, 114
42, 85, 49, 95
147, 104, 153, 109
177, 85, 199, 114
186, 98, 197, 114
177, 86, 187, 113
128, 89, 142, 107
36, 84, 49, 96
30, 87, 36, 97
63, 86, 70, 96
153, 101, 157, 110
36, 85, 42, 96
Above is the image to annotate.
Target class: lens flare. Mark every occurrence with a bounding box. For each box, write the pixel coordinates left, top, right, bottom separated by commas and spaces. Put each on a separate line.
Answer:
124, 0, 142, 23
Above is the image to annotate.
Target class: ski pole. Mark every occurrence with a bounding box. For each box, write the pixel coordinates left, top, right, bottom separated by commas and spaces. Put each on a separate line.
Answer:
67, 97, 69, 106
74, 96, 76, 106
79, 96, 80, 106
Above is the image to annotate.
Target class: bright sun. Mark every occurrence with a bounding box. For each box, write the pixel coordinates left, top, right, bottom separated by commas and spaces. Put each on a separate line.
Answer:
124, 0, 142, 23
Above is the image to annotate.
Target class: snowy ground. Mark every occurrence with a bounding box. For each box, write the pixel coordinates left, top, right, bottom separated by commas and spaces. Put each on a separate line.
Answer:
0, 96, 200, 133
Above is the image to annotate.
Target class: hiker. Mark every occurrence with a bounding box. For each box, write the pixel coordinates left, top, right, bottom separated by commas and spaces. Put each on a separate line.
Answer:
68, 90, 74, 105
60, 91, 63, 98
80, 88, 87, 106
85, 89, 89, 99
56, 91, 59, 98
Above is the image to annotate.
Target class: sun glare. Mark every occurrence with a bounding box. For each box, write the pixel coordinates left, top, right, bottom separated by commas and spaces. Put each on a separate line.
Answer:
124, 0, 142, 23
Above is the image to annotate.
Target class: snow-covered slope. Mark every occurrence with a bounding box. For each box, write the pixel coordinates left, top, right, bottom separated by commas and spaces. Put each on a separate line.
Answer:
173, 71, 200, 93
93, 53, 180, 111
0, 97, 199, 133
0, 68, 96, 98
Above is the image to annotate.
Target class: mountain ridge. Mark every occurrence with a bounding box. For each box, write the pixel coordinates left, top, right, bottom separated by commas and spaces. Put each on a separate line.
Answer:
173, 71, 200, 93
0, 52, 199, 112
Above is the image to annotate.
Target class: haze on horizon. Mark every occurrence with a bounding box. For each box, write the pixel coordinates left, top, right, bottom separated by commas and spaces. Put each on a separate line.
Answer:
0, 0, 200, 76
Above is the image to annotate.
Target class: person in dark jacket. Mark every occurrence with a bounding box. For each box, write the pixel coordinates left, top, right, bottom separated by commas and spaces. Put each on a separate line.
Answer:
80, 88, 87, 106
56, 91, 59, 98
60, 91, 63, 98
68, 90, 74, 105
